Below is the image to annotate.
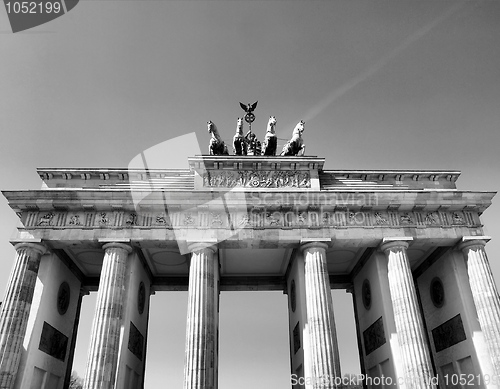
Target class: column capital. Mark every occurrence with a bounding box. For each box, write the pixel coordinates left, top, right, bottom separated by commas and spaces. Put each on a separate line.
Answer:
187, 242, 217, 254
80, 286, 90, 297
379, 237, 413, 252
458, 236, 491, 252
13, 241, 47, 256
300, 239, 329, 252
102, 242, 133, 254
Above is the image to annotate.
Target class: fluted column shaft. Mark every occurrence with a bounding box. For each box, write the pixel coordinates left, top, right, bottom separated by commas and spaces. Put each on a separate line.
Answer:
184, 245, 219, 389
83, 243, 132, 389
459, 238, 500, 377
302, 242, 341, 388
381, 239, 435, 389
0, 243, 46, 389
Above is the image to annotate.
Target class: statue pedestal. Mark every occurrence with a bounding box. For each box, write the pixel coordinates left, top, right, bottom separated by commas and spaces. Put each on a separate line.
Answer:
189, 155, 324, 191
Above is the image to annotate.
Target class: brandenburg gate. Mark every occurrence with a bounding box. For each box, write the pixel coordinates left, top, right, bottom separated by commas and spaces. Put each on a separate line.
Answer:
0, 151, 498, 388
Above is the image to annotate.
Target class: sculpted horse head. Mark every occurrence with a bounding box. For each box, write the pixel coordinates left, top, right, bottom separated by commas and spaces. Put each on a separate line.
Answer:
207, 120, 228, 155
292, 120, 305, 140
235, 117, 244, 136
279, 120, 306, 156
266, 116, 277, 135
233, 117, 247, 155
207, 120, 220, 140
262, 116, 278, 156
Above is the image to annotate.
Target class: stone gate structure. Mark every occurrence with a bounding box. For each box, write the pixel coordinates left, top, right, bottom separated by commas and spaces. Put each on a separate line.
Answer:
0, 155, 498, 389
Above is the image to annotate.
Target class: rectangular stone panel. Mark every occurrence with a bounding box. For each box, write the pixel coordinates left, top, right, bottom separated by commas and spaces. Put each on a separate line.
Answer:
38, 321, 68, 361
128, 321, 144, 361
363, 317, 386, 356
439, 362, 459, 389
432, 314, 466, 353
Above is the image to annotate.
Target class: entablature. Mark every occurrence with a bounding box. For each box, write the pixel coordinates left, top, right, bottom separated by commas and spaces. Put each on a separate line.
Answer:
3, 189, 494, 214
36, 156, 462, 191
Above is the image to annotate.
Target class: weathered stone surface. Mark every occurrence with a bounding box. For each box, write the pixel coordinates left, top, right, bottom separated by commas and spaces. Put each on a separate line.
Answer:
0, 243, 45, 389
83, 242, 132, 389
459, 237, 500, 377
183, 245, 219, 389
302, 241, 341, 388
381, 239, 436, 389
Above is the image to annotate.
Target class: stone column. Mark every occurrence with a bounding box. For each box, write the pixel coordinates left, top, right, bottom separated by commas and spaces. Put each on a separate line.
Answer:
183, 244, 219, 389
459, 237, 500, 377
64, 287, 88, 389
301, 241, 341, 388
83, 242, 132, 389
380, 238, 436, 389
0, 243, 46, 389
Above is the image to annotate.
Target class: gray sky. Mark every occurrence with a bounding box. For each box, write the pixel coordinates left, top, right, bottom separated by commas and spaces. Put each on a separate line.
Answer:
1, 1, 500, 388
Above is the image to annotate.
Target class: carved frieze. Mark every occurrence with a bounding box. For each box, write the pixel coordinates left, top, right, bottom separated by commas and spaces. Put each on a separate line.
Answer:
400, 212, 413, 224
183, 213, 195, 226
203, 170, 310, 188
98, 212, 109, 225
452, 212, 465, 225
374, 212, 388, 225
211, 213, 223, 226
24, 209, 480, 230
155, 214, 170, 226
126, 213, 137, 226
69, 215, 81, 225
37, 213, 54, 226
425, 212, 438, 225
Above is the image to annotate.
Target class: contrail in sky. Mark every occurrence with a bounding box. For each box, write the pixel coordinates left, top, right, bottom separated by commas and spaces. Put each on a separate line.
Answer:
302, 1, 469, 123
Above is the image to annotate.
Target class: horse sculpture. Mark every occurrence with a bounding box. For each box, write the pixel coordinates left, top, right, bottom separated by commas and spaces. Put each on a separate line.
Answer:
207, 121, 229, 156
232, 117, 247, 156
261, 116, 277, 156
280, 120, 305, 156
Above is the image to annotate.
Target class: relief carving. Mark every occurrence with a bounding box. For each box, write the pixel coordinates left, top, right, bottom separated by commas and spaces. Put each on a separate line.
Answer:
126, 213, 137, 226
452, 212, 465, 225
38, 213, 54, 226
98, 212, 109, 225
203, 170, 310, 189
425, 212, 438, 224
266, 212, 281, 226
211, 213, 223, 226
69, 215, 81, 225
183, 213, 195, 226
374, 212, 388, 225
155, 214, 170, 226
400, 213, 413, 224
239, 214, 251, 227
30, 209, 478, 231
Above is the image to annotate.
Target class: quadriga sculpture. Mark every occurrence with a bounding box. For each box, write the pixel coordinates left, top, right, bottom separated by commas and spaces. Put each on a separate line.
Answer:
207, 121, 229, 156
232, 117, 247, 156
245, 130, 261, 156
261, 116, 277, 156
280, 120, 305, 156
